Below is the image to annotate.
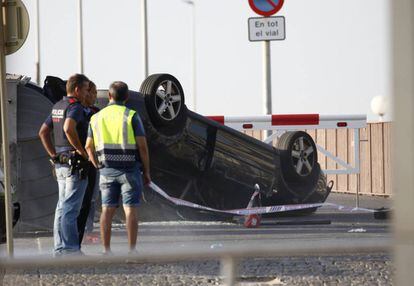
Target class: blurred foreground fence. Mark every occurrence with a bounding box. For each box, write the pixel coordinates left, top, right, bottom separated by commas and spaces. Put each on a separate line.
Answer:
244, 122, 392, 196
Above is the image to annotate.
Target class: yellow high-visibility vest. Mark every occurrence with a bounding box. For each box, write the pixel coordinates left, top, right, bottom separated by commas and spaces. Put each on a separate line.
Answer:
90, 104, 137, 168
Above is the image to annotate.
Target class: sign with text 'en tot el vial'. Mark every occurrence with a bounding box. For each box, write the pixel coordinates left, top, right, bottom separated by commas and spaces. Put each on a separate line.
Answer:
248, 16, 285, 42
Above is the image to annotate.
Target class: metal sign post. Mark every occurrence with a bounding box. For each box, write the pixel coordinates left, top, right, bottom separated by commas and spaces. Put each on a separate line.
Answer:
141, 0, 149, 78
77, 0, 84, 73
248, 16, 285, 121
248, 0, 285, 137
182, 0, 197, 111
263, 40, 272, 118
34, 0, 41, 85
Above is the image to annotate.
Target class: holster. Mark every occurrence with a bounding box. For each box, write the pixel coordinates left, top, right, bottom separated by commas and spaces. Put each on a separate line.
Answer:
49, 158, 57, 179
69, 153, 90, 180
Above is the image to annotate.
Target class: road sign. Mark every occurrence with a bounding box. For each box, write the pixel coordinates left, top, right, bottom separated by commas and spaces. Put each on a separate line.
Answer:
3, 0, 30, 56
248, 16, 285, 42
248, 0, 284, 17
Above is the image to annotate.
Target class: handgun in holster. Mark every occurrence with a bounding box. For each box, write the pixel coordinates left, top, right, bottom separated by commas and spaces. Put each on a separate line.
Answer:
69, 153, 90, 180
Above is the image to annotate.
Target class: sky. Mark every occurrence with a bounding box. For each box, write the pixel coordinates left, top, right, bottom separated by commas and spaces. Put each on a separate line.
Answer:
6, 0, 392, 122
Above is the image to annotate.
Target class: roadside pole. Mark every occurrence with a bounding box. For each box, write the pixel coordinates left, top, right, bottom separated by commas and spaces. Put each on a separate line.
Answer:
263, 40, 272, 137
248, 0, 285, 140
77, 0, 84, 73
182, 0, 197, 111
34, 0, 40, 85
141, 0, 149, 78
191, 2, 196, 111
0, 3, 14, 257
393, 0, 414, 284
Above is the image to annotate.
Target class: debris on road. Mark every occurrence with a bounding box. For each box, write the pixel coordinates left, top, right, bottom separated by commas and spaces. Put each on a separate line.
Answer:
348, 228, 367, 233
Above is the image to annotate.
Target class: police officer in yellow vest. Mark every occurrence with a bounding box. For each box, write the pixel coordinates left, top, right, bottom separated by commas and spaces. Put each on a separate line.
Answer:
85, 81, 151, 255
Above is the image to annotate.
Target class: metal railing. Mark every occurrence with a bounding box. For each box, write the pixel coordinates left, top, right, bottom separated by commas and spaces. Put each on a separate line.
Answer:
0, 243, 390, 286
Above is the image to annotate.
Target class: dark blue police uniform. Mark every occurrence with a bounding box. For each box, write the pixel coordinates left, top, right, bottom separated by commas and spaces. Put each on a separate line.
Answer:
45, 96, 89, 254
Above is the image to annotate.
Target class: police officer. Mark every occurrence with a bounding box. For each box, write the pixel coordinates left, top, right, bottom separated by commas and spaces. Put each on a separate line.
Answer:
78, 81, 100, 244
85, 81, 151, 255
38, 74, 90, 255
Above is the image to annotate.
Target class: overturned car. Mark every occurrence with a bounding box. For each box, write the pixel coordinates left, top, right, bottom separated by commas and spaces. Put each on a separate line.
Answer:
102, 74, 331, 220
3, 74, 330, 234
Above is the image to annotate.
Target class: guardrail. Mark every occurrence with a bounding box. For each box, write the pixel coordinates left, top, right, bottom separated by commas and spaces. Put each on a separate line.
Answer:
0, 243, 389, 286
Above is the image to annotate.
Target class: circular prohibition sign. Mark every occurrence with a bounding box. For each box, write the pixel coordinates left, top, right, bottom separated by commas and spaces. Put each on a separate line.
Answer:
248, 0, 284, 17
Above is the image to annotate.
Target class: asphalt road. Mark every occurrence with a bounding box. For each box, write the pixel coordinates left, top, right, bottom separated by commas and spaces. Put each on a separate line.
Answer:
0, 193, 392, 285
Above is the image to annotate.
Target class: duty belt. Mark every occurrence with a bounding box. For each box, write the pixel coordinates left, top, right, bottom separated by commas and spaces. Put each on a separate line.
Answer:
50, 153, 90, 180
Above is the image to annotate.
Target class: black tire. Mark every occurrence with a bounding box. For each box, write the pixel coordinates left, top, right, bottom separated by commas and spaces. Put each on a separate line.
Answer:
306, 171, 333, 204
140, 74, 186, 127
298, 171, 329, 213
277, 131, 318, 182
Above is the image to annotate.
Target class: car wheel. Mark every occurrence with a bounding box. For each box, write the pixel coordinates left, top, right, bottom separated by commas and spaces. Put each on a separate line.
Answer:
277, 131, 318, 182
298, 171, 330, 214
140, 74, 186, 127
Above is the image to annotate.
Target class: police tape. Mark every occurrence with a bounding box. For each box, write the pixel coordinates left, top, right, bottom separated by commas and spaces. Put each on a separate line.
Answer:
148, 182, 376, 216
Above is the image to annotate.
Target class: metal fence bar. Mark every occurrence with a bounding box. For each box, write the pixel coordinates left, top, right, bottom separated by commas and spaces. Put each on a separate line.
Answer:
354, 128, 360, 174
354, 128, 361, 208
0, 243, 390, 269
316, 144, 355, 173
393, 0, 414, 284
221, 256, 237, 286
263, 130, 283, 144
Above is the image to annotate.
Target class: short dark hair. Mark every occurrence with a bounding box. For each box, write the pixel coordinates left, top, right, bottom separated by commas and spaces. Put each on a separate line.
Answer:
109, 81, 129, 102
66, 74, 89, 94
89, 81, 97, 93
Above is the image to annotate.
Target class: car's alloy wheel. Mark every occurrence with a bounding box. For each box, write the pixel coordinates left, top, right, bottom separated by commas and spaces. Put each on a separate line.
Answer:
290, 135, 316, 176
140, 74, 186, 128
154, 80, 182, 121
277, 131, 318, 182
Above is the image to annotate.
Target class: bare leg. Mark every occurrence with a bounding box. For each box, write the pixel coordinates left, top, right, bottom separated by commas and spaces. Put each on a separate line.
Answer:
100, 206, 116, 253
123, 206, 138, 250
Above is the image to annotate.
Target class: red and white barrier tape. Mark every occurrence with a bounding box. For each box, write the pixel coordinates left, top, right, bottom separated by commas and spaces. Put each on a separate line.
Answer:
148, 182, 375, 215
